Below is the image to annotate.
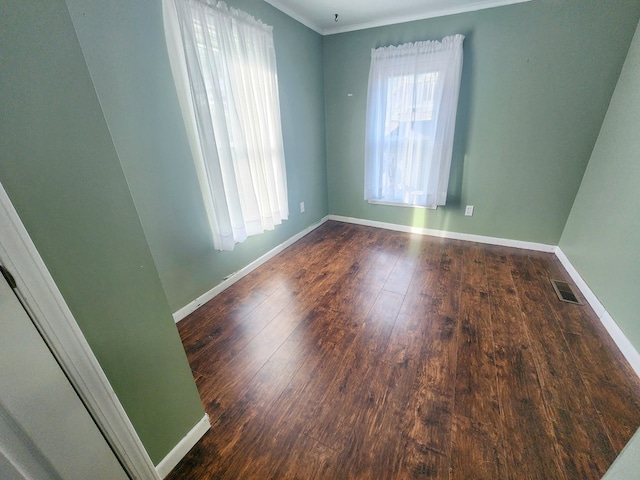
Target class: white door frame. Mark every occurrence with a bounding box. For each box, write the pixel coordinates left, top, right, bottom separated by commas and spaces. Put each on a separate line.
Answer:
0, 181, 160, 480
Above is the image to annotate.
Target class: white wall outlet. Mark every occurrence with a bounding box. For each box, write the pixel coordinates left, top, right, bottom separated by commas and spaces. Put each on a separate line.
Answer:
300, 202, 305, 213
465, 205, 474, 216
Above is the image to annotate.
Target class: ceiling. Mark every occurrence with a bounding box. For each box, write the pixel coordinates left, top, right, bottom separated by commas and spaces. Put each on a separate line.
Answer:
264, 0, 531, 35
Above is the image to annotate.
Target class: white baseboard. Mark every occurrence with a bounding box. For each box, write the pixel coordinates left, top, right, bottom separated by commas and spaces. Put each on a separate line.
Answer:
173, 216, 329, 322
554, 247, 606, 318
555, 247, 640, 378
328, 215, 556, 253
155, 414, 210, 479
170, 213, 640, 379
332, 216, 640, 378
173, 214, 552, 322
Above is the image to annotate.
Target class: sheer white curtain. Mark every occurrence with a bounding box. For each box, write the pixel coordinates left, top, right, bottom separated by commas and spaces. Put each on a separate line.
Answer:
364, 35, 464, 209
163, 0, 288, 251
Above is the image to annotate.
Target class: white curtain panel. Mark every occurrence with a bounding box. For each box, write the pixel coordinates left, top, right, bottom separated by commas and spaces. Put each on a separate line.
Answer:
163, 0, 288, 251
364, 35, 464, 209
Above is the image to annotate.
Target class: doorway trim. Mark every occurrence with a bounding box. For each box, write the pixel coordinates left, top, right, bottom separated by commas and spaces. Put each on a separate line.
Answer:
0, 181, 159, 480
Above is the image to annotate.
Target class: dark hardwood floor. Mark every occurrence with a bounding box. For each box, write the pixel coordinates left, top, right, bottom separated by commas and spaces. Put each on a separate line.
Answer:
166, 221, 640, 479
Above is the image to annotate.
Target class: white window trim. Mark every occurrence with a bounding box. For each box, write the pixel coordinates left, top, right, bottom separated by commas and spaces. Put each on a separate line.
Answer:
367, 199, 438, 210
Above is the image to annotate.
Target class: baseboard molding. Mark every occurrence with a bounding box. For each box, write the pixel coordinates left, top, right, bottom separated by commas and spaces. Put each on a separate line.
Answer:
173, 216, 329, 322
554, 247, 606, 318
155, 414, 210, 479
555, 247, 640, 378
170, 213, 640, 379
328, 215, 556, 253
174, 213, 551, 322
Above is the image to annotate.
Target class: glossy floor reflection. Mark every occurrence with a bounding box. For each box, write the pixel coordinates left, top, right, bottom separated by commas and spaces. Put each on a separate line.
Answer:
168, 221, 640, 479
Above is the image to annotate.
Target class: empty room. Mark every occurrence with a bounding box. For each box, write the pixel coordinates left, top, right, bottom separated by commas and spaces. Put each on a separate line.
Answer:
2, 0, 640, 479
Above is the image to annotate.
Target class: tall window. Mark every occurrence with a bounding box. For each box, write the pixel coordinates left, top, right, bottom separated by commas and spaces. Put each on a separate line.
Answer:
364, 35, 464, 209
163, 0, 288, 251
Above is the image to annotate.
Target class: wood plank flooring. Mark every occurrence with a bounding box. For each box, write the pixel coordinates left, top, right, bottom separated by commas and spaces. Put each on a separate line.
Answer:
166, 221, 640, 479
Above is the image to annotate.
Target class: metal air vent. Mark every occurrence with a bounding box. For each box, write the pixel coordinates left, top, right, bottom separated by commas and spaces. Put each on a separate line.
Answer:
550, 279, 582, 305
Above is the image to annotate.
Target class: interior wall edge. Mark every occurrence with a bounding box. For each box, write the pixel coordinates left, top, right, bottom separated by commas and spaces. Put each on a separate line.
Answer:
0, 181, 160, 480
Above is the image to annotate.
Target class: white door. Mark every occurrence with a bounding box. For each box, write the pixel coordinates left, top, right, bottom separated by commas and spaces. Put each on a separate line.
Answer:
0, 267, 129, 480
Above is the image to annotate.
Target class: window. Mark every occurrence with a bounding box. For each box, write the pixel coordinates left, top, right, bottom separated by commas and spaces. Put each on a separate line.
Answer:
163, 0, 288, 251
364, 35, 464, 209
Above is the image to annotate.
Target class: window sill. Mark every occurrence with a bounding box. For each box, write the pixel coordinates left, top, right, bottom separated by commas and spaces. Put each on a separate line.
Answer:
367, 200, 438, 210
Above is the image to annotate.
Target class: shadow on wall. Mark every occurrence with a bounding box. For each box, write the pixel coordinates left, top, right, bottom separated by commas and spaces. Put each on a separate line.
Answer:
446, 29, 474, 208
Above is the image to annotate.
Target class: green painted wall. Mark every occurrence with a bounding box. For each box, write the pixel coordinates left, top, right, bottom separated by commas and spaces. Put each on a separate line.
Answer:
0, 0, 204, 464
560, 20, 640, 349
3, 0, 639, 468
64, 0, 328, 312
323, 0, 640, 245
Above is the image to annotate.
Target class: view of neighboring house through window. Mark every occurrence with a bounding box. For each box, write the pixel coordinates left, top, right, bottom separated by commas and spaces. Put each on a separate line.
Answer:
365, 35, 464, 209
163, 0, 288, 251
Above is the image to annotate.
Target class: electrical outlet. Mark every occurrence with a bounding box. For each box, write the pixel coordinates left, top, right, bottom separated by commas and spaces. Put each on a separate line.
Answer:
300, 202, 305, 213
465, 205, 474, 216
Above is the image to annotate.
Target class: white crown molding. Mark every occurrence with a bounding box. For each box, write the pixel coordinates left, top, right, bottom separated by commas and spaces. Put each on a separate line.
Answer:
156, 414, 210, 478
266, 0, 532, 36
323, 0, 532, 35
264, 0, 323, 33
0, 181, 160, 479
